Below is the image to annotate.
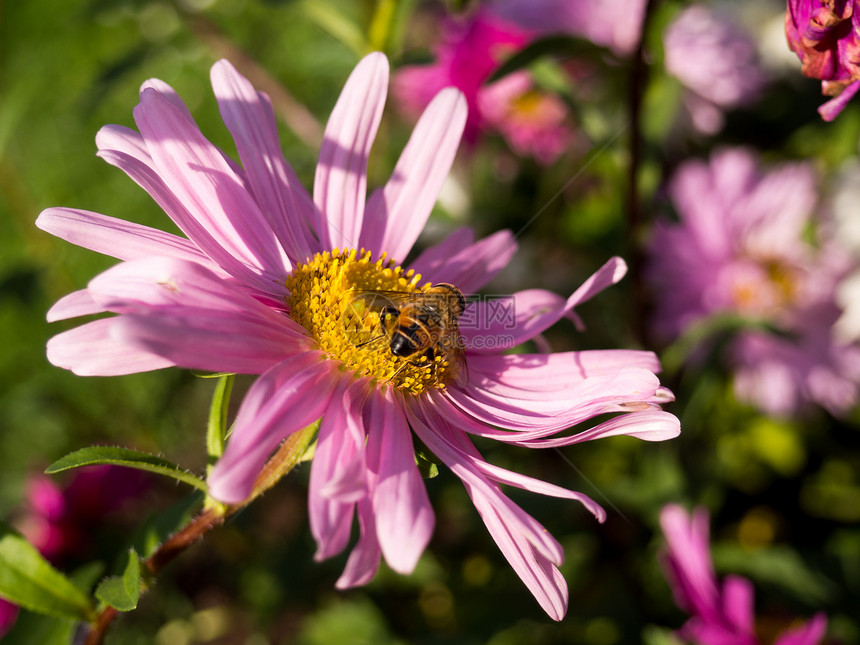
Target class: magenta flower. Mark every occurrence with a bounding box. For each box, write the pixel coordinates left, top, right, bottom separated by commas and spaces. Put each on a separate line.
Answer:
785, 0, 860, 120
17, 467, 150, 564
647, 148, 860, 417
393, 9, 573, 164
492, 0, 647, 56
0, 598, 19, 639
38, 53, 679, 619
659, 505, 828, 645
478, 71, 574, 164
394, 9, 529, 145
664, 6, 766, 135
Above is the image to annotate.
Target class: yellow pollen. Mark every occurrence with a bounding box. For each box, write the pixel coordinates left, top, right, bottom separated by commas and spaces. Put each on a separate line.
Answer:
285, 249, 456, 395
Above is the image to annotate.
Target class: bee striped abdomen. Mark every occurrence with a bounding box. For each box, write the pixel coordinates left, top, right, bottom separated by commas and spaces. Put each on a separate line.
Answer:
389, 311, 432, 357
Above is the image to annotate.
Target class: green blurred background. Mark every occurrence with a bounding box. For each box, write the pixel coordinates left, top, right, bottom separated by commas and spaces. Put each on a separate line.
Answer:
1, 0, 858, 643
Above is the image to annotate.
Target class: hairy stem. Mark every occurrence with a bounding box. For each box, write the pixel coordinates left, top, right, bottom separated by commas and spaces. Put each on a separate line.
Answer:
627, 0, 660, 348
81, 423, 318, 645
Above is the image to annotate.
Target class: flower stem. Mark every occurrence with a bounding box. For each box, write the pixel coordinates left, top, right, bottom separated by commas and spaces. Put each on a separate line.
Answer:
627, 0, 660, 348
80, 422, 318, 645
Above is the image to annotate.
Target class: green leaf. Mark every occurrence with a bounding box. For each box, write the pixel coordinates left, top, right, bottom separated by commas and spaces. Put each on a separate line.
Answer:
191, 370, 237, 379
297, 0, 369, 56
45, 446, 208, 493
413, 436, 440, 480
0, 611, 76, 645
94, 549, 140, 612
0, 523, 95, 621
132, 492, 203, 559
206, 374, 234, 466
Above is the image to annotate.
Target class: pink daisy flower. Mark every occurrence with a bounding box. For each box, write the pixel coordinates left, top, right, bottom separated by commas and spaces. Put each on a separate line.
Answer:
647, 148, 860, 417
38, 53, 679, 619
664, 5, 766, 135
659, 505, 828, 645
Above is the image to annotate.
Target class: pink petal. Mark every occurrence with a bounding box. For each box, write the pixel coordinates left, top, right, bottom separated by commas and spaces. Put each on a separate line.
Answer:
335, 496, 382, 589
408, 406, 568, 619
422, 230, 517, 294
818, 79, 860, 121
96, 125, 281, 297
470, 488, 568, 620
774, 613, 828, 645
440, 366, 663, 434
36, 207, 218, 270
408, 406, 564, 564
208, 352, 335, 503
138, 78, 249, 179
211, 59, 320, 262
47, 318, 174, 376
427, 387, 672, 448
360, 88, 467, 262
466, 350, 663, 400
314, 52, 389, 250
409, 227, 475, 276
133, 87, 290, 286
309, 379, 370, 561
461, 289, 561, 353
140, 78, 196, 123
418, 398, 605, 521
721, 575, 756, 635
367, 390, 434, 574
89, 257, 308, 374
462, 257, 627, 352
659, 505, 720, 619
47, 289, 104, 322
513, 410, 682, 448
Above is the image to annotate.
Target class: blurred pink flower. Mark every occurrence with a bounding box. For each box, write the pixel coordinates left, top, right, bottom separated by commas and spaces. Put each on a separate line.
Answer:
18, 467, 150, 563
38, 53, 679, 619
492, 0, 646, 56
786, 0, 860, 120
1, 466, 148, 635
664, 5, 766, 135
647, 148, 860, 416
0, 598, 18, 639
394, 9, 572, 164
478, 71, 573, 164
659, 505, 827, 645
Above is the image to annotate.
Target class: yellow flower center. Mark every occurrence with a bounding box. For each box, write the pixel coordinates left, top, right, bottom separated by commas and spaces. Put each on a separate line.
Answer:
730, 259, 801, 319
285, 249, 459, 395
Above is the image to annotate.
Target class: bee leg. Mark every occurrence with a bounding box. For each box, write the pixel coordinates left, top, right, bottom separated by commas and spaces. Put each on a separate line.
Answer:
387, 350, 433, 384
355, 333, 386, 348
423, 348, 439, 382
356, 307, 399, 348
389, 360, 411, 381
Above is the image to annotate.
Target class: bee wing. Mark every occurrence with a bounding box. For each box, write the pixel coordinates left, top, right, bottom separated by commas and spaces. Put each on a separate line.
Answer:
447, 342, 469, 387
348, 289, 418, 312
437, 319, 468, 387
345, 290, 412, 346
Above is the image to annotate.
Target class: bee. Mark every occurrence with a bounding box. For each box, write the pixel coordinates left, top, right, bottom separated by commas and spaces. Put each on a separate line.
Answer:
349, 283, 468, 386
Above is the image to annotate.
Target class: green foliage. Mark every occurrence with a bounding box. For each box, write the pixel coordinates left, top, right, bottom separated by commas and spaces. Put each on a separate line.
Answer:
95, 549, 141, 612
131, 493, 203, 560
0, 522, 95, 621
206, 374, 234, 468
295, 598, 407, 645
46, 446, 208, 493
1, 0, 858, 642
